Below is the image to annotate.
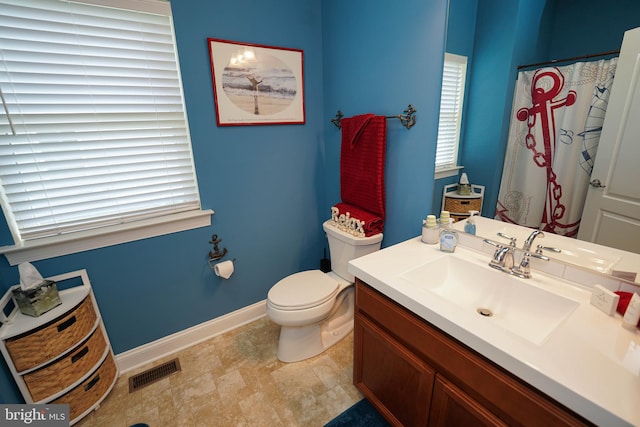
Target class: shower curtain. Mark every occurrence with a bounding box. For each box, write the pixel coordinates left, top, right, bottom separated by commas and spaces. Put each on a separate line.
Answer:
495, 58, 618, 237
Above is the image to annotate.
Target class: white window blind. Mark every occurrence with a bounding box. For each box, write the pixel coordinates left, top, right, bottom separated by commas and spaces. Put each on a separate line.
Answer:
435, 53, 467, 171
0, 0, 202, 242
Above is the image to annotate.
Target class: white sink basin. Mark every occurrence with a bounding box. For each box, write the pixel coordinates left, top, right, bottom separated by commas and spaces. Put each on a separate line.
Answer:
400, 256, 579, 345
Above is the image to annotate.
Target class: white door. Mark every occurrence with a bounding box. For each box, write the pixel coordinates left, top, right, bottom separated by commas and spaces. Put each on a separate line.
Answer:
578, 27, 640, 253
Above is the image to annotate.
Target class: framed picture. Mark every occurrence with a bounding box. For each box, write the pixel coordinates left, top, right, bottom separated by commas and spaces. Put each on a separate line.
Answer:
208, 38, 305, 126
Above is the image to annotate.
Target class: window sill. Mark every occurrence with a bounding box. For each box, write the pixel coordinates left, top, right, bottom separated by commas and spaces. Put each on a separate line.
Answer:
435, 165, 463, 180
0, 209, 214, 266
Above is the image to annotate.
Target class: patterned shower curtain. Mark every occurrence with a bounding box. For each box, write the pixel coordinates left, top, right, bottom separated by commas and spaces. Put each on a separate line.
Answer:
495, 58, 618, 237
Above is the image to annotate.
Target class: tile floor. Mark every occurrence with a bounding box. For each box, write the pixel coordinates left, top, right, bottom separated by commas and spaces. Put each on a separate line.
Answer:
75, 316, 363, 427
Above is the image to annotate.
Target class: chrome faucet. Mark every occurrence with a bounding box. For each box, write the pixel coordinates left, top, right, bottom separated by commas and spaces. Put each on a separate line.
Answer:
483, 238, 515, 273
492, 246, 515, 272
522, 230, 544, 252
484, 230, 555, 278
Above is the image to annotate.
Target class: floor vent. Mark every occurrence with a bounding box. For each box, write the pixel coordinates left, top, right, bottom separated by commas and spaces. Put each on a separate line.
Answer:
128, 358, 181, 393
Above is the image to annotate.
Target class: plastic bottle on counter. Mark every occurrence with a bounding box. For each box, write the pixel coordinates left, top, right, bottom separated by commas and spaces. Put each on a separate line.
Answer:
622, 293, 640, 330
421, 214, 439, 244
464, 210, 478, 235
439, 211, 458, 253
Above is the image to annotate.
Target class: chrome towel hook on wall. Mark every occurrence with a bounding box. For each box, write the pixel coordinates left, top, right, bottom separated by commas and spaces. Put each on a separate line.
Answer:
330, 104, 417, 130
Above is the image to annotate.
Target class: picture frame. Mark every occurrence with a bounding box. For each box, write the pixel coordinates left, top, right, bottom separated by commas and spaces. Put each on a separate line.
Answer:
208, 38, 305, 126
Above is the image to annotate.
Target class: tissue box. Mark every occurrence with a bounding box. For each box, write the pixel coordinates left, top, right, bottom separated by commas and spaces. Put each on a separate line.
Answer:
11, 280, 61, 317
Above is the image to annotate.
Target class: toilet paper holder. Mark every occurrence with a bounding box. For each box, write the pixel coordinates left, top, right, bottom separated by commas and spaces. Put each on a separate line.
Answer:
208, 257, 236, 271
208, 234, 228, 261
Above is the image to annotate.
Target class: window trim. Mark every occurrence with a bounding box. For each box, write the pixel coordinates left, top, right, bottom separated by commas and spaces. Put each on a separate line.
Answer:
434, 165, 464, 180
0, 209, 214, 266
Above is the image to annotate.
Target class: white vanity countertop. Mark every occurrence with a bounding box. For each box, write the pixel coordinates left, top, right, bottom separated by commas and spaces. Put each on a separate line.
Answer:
348, 237, 640, 427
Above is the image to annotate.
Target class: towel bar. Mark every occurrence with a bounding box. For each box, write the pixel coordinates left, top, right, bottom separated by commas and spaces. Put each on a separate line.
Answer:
331, 104, 416, 130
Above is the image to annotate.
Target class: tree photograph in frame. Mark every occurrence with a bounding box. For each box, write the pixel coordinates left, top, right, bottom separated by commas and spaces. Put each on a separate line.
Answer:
208, 38, 305, 126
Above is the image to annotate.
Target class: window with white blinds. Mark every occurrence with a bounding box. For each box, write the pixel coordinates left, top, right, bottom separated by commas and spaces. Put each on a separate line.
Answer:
0, 0, 203, 243
435, 53, 467, 172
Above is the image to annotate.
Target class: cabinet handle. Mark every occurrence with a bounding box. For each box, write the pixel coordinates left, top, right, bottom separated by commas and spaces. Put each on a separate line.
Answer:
71, 346, 89, 363
460, 201, 470, 205
57, 315, 76, 332
84, 374, 100, 391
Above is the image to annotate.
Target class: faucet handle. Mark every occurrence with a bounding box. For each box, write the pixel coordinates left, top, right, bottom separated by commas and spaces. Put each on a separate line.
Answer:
483, 238, 500, 247
512, 251, 550, 278
496, 232, 517, 247
524, 251, 550, 262
483, 239, 505, 251
535, 244, 561, 255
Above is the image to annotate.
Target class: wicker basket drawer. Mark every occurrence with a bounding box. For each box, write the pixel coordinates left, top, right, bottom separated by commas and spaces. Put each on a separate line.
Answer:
52, 353, 117, 422
6, 296, 97, 372
23, 328, 108, 402
444, 196, 482, 214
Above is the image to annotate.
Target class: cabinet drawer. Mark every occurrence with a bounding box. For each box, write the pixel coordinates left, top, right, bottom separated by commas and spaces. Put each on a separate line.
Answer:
52, 352, 117, 423
6, 296, 97, 372
23, 328, 108, 402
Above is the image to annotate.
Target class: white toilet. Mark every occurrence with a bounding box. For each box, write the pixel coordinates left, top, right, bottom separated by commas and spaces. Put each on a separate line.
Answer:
266, 220, 383, 362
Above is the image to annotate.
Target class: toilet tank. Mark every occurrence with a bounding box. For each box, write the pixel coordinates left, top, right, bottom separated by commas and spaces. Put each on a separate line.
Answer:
323, 220, 383, 282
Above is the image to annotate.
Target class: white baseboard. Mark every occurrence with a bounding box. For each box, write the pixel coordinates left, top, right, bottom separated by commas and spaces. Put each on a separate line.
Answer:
115, 299, 267, 374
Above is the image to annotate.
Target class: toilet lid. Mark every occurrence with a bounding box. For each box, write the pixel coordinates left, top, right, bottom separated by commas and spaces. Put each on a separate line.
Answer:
268, 270, 340, 310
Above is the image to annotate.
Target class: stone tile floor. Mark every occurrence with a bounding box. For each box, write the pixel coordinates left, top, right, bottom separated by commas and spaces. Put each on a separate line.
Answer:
75, 316, 362, 426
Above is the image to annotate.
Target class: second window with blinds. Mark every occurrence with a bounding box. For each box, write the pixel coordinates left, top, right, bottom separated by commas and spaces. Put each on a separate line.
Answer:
435, 53, 468, 179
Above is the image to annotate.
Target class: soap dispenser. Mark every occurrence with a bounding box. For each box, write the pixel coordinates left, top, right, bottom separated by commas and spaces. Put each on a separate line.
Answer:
421, 214, 439, 244
464, 210, 478, 235
439, 211, 458, 253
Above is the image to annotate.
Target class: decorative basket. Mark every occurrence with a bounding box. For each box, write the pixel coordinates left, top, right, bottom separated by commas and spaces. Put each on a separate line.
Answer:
11, 280, 61, 317
444, 197, 482, 214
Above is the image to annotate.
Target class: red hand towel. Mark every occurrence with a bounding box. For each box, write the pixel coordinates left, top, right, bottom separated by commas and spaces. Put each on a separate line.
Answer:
615, 291, 640, 327
333, 202, 384, 236
340, 114, 386, 218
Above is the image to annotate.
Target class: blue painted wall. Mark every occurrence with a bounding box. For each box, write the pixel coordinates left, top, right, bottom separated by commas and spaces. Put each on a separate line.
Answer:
432, 0, 479, 214
321, 0, 448, 247
0, 0, 448, 403
549, 0, 640, 59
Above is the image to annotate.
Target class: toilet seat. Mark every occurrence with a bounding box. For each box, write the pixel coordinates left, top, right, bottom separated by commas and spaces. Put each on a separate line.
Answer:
268, 270, 340, 311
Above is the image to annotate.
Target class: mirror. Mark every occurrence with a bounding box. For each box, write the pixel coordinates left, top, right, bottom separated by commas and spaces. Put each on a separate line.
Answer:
453, 216, 640, 283
444, 0, 640, 279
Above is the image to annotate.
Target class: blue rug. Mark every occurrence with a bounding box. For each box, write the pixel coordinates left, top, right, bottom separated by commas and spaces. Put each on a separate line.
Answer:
324, 399, 391, 426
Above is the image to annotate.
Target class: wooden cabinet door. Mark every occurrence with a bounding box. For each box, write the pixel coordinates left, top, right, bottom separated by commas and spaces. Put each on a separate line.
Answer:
430, 375, 507, 427
354, 313, 435, 426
